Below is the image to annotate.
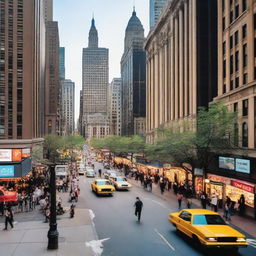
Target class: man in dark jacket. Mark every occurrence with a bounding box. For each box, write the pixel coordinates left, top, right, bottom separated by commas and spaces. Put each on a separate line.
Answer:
134, 197, 143, 221
3, 206, 13, 230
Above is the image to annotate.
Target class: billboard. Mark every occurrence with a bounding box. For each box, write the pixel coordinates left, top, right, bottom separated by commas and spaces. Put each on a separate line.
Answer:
12, 149, 22, 162
235, 159, 250, 174
0, 149, 12, 162
0, 165, 14, 177
219, 157, 235, 170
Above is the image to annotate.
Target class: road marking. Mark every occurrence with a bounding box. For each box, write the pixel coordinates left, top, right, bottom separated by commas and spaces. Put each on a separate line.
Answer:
86, 238, 110, 256
247, 239, 256, 248
154, 228, 175, 251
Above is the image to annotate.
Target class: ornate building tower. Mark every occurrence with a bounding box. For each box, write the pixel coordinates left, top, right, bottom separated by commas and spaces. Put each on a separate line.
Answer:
121, 9, 146, 136
81, 18, 109, 138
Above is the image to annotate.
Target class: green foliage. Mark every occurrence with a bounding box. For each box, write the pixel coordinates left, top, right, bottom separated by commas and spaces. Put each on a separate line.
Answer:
90, 135, 145, 155
146, 102, 237, 169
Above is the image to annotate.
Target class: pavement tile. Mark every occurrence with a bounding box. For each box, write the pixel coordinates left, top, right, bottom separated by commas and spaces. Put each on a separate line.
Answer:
0, 229, 25, 244
12, 243, 56, 256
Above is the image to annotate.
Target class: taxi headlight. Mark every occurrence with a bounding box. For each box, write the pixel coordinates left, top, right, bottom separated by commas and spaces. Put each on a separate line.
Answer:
206, 237, 217, 242
237, 238, 246, 242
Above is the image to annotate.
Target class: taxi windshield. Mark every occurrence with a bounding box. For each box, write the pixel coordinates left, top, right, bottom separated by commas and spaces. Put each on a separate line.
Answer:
193, 214, 226, 225
97, 181, 111, 185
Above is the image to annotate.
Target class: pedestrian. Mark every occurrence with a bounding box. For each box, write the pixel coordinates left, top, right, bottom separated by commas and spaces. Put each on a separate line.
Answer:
211, 194, 218, 212
173, 182, 178, 195
200, 191, 207, 209
224, 196, 231, 221
177, 193, 183, 209
3, 206, 13, 230
159, 177, 165, 194
98, 169, 102, 177
185, 186, 193, 209
134, 197, 143, 222
238, 194, 245, 216
44, 204, 50, 223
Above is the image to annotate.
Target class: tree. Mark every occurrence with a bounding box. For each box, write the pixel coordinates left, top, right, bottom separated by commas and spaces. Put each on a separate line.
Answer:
146, 102, 237, 171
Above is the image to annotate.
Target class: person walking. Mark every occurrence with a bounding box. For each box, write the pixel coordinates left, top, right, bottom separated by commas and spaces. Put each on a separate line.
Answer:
211, 194, 218, 212
98, 169, 102, 178
3, 206, 13, 230
238, 194, 245, 216
200, 191, 207, 209
224, 196, 231, 221
134, 197, 143, 222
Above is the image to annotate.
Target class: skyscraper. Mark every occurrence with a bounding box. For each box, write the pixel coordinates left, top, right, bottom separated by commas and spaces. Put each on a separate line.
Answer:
121, 9, 146, 136
109, 78, 122, 136
60, 79, 75, 135
0, 0, 46, 142
150, 0, 169, 29
81, 18, 109, 138
59, 47, 65, 80
45, 21, 60, 135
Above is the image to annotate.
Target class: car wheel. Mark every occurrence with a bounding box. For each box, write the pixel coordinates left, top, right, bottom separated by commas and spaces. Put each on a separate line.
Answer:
192, 235, 201, 249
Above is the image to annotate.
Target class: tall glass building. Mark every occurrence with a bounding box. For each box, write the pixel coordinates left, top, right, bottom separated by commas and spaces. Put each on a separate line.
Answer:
150, 0, 169, 29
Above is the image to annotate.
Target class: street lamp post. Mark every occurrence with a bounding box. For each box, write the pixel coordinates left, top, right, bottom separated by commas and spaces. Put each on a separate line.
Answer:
47, 164, 59, 249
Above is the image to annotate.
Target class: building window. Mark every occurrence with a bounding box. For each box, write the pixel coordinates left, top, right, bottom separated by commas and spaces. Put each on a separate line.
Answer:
223, 84, 226, 94
243, 73, 248, 84
17, 125, 22, 138
235, 51, 239, 72
223, 41, 226, 55
230, 80, 234, 90
235, 5, 239, 18
243, 44, 247, 67
234, 123, 239, 147
223, 59, 226, 78
242, 0, 247, 12
242, 122, 248, 147
234, 102, 238, 112
230, 35, 233, 49
234, 31, 238, 46
243, 99, 248, 116
230, 10, 234, 24
230, 55, 234, 74
235, 76, 239, 88
223, 17, 226, 31
254, 14, 256, 30
242, 24, 247, 38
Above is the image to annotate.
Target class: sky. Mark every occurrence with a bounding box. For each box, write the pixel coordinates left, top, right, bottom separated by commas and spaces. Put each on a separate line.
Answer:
53, 0, 149, 123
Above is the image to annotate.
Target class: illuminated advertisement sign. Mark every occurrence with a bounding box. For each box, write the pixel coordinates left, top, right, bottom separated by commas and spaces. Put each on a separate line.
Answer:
12, 149, 22, 162
219, 157, 235, 170
231, 180, 254, 194
0, 165, 14, 177
0, 149, 12, 162
235, 159, 250, 174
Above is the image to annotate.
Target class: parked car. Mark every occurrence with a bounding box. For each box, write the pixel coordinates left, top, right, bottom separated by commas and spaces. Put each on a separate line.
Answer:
169, 209, 248, 252
110, 176, 132, 190
91, 179, 115, 195
104, 170, 117, 179
0, 187, 18, 203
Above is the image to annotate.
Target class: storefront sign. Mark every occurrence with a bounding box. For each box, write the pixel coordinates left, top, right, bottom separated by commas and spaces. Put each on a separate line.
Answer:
194, 168, 204, 176
22, 148, 30, 158
219, 156, 235, 170
210, 181, 223, 186
235, 159, 250, 174
207, 174, 231, 185
231, 180, 254, 194
0, 165, 14, 177
0, 149, 12, 162
12, 149, 22, 162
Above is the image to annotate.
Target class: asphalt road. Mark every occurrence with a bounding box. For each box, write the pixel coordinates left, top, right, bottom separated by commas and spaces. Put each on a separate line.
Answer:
79, 156, 256, 256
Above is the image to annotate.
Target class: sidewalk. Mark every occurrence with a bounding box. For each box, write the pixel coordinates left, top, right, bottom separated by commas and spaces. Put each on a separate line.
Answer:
128, 177, 256, 238
0, 192, 98, 256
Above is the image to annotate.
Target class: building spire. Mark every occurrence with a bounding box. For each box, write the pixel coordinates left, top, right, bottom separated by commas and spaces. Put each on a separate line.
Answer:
88, 17, 98, 48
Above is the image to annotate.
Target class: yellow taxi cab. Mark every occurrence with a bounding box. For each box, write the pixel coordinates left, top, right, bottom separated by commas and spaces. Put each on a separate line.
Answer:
91, 179, 115, 195
169, 209, 248, 251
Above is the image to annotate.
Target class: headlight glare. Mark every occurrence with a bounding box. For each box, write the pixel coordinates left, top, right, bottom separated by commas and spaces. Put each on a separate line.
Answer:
237, 238, 246, 242
206, 237, 217, 242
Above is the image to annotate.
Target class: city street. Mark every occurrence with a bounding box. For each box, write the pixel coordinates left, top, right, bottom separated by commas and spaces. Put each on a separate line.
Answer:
80, 160, 256, 256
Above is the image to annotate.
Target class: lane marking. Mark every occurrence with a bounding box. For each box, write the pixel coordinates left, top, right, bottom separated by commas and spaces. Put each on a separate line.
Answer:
154, 228, 175, 251
247, 239, 256, 248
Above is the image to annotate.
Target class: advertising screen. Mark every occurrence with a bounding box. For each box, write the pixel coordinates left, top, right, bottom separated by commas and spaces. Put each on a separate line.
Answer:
0, 149, 12, 162
235, 159, 250, 174
12, 149, 22, 162
219, 157, 235, 170
0, 165, 14, 177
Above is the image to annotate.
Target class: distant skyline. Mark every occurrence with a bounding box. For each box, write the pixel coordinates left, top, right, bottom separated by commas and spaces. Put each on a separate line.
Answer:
53, 0, 149, 123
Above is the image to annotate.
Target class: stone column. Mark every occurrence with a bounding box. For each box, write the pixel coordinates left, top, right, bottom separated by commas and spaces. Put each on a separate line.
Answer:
179, 6, 184, 119
170, 17, 175, 121
164, 39, 168, 123
174, 16, 179, 120
159, 43, 163, 125
248, 97, 255, 148
184, 0, 188, 117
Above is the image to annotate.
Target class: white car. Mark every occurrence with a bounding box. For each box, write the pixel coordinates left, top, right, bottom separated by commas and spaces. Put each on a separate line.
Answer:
86, 170, 96, 178
104, 170, 117, 179
110, 177, 132, 190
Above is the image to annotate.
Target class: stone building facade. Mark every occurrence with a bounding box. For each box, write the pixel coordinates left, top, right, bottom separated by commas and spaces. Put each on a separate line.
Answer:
145, 0, 218, 142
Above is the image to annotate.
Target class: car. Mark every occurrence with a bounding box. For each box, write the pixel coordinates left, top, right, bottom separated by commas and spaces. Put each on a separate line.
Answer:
110, 176, 132, 190
86, 170, 96, 178
86, 166, 94, 171
91, 179, 115, 195
169, 209, 248, 251
103, 163, 111, 169
0, 187, 18, 203
104, 170, 117, 179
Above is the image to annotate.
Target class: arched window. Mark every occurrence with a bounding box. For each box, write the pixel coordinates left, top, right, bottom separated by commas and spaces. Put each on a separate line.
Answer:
242, 122, 248, 147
